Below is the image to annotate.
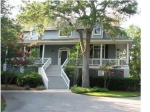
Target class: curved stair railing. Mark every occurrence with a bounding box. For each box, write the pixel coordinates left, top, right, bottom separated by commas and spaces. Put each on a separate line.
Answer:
38, 58, 51, 89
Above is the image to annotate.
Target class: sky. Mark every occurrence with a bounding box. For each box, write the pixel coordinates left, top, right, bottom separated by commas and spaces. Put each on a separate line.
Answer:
9, 0, 141, 29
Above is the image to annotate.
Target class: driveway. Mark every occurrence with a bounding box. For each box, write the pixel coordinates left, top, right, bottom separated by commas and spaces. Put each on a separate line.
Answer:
2, 90, 140, 112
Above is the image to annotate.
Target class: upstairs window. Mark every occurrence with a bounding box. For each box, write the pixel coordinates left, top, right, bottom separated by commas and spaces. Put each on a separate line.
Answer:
93, 26, 101, 35
59, 30, 72, 37
31, 31, 37, 36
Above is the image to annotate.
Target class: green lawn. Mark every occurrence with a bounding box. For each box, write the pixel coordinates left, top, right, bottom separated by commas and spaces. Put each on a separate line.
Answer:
84, 91, 140, 98
1, 103, 6, 111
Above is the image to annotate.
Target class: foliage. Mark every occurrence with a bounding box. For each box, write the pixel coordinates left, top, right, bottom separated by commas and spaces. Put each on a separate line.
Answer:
88, 76, 140, 91
1, 71, 21, 85
98, 61, 118, 88
17, 72, 43, 87
1, 103, 6, 111
71, 85, 109, 94
24, 85, 30, 90
17, 0, 138, 87
85, 91, 140, 98
36, 85, 46, 90
126, 25, 141, 78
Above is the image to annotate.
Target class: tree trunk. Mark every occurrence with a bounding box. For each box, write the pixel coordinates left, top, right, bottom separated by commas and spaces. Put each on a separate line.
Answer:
82, 33, 91, 88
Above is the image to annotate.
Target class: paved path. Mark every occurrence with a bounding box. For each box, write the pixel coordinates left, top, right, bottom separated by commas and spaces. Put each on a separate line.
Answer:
2, 90, 140, 112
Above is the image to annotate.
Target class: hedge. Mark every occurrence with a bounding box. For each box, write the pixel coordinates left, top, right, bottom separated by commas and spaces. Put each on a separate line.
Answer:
17, 72, 43, 87
1, 71, 20, 84
77, 76, 140, 91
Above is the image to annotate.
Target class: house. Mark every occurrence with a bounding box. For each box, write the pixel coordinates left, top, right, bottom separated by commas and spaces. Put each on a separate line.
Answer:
19, 25, 132, 89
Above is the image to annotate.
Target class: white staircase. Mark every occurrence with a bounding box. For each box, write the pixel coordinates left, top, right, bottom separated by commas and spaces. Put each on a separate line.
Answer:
45, 65, 68, 89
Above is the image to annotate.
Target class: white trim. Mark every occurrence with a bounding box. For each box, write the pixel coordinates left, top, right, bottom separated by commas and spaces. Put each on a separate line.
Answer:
58, 47, 70, 65
100, 44, 103, 66
42, 45, 45, 64
58, 30, 72, 38
127, 43, 129, 65
93, 26, 101, 35
92, 44, 105, 59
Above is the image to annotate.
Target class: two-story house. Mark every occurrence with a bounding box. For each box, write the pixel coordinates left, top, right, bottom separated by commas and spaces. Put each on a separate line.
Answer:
22, 25, 132, 89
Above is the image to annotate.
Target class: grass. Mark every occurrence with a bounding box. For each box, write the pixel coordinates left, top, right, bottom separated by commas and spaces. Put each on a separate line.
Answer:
84, 91, 141, 98
1, 103, 6, 111
1, 95, 6, 111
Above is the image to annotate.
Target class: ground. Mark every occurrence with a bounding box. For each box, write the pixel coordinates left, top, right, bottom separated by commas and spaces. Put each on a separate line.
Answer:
1, 90, 140, 112
1, 84, 45, 90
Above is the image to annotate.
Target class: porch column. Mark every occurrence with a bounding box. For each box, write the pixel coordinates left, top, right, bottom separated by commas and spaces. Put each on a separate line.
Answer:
126, 43, 129, 65
42, 44, 45, 64
100, 44, 103, 66
3, 46, 8, 71
24, 46, 26, 59
76, 48, 79, 65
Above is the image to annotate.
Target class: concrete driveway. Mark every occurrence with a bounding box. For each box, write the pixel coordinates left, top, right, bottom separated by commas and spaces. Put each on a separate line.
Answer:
2, 90, 140, 112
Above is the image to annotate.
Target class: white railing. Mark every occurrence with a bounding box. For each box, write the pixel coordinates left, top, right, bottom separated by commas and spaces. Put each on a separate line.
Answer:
23, 35, 38, 40
78, 58, 128, 66
61, 58, 70, 89
38, 58, 51, 89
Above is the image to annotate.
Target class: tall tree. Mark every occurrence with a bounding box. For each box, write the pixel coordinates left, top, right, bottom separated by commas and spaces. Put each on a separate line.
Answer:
126, 25, 141, 78
1, 0, 22, 66
17, 0, 138, 87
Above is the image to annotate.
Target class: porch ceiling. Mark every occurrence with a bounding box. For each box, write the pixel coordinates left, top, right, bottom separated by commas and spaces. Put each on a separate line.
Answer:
22, 38, 133, 45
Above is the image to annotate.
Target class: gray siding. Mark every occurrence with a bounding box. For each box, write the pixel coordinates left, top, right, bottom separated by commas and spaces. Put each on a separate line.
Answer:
43, 30, 58, 39
44, 45, 74, 64
108, 44, 115, 58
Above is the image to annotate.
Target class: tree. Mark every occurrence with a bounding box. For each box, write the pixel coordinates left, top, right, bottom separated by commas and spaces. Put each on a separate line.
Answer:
17, 0, 138, 87
99, 61, 116, 89
126, 25, 141, 78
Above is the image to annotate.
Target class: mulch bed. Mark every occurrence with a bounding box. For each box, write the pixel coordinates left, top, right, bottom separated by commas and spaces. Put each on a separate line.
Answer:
1, 95, 6, 104
1, 84, 45, 91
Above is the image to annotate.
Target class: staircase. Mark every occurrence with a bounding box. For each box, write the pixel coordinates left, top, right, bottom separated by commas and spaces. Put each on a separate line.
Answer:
45, 65, 68, 89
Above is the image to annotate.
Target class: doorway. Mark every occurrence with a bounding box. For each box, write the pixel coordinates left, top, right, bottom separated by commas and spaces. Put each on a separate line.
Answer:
58, 48, 70, 65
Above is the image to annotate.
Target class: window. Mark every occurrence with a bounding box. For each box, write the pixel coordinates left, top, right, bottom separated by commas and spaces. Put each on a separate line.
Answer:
93, 45, 105, 58
93, 26, 101, 35
59, 30, 72, 37
31, 31, 37, 36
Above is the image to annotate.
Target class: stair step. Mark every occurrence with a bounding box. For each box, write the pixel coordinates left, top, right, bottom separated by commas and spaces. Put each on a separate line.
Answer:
48, 76, 67, 89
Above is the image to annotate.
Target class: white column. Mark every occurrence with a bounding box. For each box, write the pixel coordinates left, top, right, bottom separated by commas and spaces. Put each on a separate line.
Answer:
24, 46, 26, 59
127, 43, 129, 65
100, 44, 103, 66
42, 44, 45, 64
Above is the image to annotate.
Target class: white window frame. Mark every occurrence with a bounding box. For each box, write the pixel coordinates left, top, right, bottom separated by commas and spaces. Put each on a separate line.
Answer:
93, 26, 101, 35
92, 45, 105, 59
59, 30, 72, 37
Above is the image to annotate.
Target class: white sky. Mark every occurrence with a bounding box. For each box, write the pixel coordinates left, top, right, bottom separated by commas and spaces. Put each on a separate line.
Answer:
9, 0, 141, 29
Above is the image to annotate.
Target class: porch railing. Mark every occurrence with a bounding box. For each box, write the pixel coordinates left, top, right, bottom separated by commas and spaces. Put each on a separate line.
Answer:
77, 58, 128, 66
61, 58, 70, 89
38, 58, 51, 89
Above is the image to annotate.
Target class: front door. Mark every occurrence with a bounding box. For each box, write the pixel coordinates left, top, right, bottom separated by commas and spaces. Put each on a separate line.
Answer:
61, 51, 67, 65
58, 48, 70, 65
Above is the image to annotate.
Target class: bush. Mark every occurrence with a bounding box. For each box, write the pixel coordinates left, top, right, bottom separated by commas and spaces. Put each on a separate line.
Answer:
17, 72, 43, 87
1, 71, 20, 84
71, 85, 109, 94
24, 85, 30, 90
76, 76, 140, 91
36, 85, 46, 90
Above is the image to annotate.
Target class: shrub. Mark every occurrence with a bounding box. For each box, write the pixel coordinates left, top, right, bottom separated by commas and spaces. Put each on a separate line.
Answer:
71, 85, 90, 94
71, 85, 109, 94
1, 71, 20, 84
36, 85, 46, 90
90, 87, 109, 92
17, 72, 43, 87
76, 76, 140, 91
24, 85, 30, 90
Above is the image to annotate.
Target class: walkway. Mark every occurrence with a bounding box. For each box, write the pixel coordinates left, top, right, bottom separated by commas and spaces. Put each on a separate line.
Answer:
2, 90, 140, 112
